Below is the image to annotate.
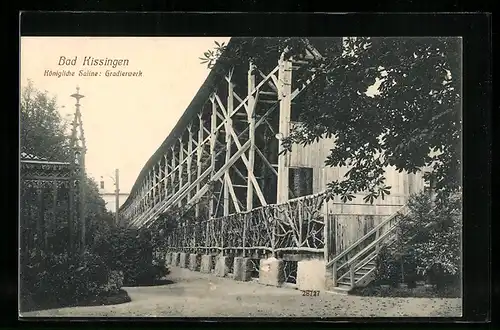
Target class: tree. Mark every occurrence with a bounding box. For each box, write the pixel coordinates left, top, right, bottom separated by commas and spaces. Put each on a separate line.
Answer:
200, 37, 461, 203
20, 80, 71, 161
20, 81, 111, 248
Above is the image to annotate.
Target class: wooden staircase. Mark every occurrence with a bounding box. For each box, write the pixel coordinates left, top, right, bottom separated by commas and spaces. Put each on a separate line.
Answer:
325, 204, 410, 295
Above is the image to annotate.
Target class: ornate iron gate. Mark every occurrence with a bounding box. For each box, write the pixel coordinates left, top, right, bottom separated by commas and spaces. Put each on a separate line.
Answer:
19, 152, 81, 254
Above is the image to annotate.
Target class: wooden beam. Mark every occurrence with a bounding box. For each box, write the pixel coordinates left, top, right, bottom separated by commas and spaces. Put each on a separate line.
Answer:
226, 128, 267, 206
164, 154, 169, 198
152, 164, 157, 205
134, 164, 214, 228
209, 95, 217, 219
225, 175, 242, 213
195, 113, 203, 218
256, 147, 278, 176
178, 136, 184, 207
224, 75, 234, 216
170, 146, 176, 197
187, 140, 251, 208
259, 70, 279, 92
277, 56, 292, 204
187, 125, 193, 202
247, 62, 257, 211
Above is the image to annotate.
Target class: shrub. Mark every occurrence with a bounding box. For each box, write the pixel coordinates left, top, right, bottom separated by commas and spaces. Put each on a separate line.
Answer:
375, 246, 401, 286
101, 270, 124, 295
20, 249, 112, 312
91, 227, 166, 286
373, 191, 461, 293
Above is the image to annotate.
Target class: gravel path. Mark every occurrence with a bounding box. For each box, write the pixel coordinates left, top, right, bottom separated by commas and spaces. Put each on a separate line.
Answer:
22, 267, 462, 318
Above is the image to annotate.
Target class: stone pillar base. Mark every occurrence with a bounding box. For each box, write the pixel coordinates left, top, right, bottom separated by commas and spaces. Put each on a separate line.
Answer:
233, 257, 252, 281
171, 252, 180, 267
297, 259, 326, 291
179, 252, 189, 268
259, 257, 285, 287
200, 255, 214, 273
189, 253, 202, 271
214, 255, 232, 277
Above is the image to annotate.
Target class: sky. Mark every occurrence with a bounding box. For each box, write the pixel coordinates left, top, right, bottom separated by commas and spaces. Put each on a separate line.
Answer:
20, 37, 231, 194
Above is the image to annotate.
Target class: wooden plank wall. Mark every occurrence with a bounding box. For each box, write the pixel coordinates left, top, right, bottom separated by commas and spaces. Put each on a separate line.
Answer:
325, 214, 386, 259
287, 122, 425, 213
287, 123, 426, 258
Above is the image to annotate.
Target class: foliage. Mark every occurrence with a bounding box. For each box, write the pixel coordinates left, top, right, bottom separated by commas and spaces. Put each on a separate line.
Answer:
20, 80, 71, 161
201, 37, 461, 203
92, 226, 167, 286
395, 192, 461, 276
375, 192, 462, 290
375, 246, 402, 285
20, 249, 118, 312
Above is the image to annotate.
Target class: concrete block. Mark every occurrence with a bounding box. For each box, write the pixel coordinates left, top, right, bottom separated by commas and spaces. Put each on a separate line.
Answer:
214, 255, 232, 277
188, 253, 201, 271
171, 252, 180, 267
179, 252, 189, 268
296, 259, 326, 291
200, 255, 214, 273
233, 257, 252, 281
258, 257, 285, 287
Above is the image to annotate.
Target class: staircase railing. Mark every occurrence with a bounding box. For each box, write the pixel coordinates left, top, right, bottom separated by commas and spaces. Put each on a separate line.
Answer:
326, 204, 410, 288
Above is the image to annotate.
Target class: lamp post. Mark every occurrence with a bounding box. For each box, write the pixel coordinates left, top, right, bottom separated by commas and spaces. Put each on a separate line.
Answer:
101, 169, 120, 225
70, 86, 86, 254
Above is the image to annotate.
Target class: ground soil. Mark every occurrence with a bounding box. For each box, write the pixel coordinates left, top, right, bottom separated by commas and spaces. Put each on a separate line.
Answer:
21, 267, 462, 318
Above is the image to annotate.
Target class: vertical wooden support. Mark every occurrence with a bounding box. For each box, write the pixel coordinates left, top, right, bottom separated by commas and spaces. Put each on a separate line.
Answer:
152, 164, 157, 205
224, 75, 234, 217
242, 213, 247, 257
323, 199, 328, 261
195, 113, 204, 218
187, 125, 194, 246
157, 160, 162, 202
209, 95, 217, 219
178, 136, 184, 208
350, 264, 355, 287
332, 262, 337, 287
150, 171, 154, 205
142, 179, 146, 211
195, 114, 204, 249
171, 146, 176, 195
145, 174, 149, 208
164, 154, 169, 198
208, 95, 217, 250
187, 125, 193, 202
276, 55, 292, 204
247, 62, 256, 211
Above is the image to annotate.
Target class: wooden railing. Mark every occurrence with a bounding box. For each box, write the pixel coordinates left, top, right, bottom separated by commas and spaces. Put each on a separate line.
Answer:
165, 191, 328, 255
326, 204, 410, 288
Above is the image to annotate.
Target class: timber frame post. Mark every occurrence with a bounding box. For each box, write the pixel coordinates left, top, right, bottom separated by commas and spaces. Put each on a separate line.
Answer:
208, 94, 217, 254
276, 54, 292, 204
246, 61, 257, 211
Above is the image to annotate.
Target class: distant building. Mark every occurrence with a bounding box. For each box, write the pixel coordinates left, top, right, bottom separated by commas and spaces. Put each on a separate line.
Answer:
98, 176, 129, 214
